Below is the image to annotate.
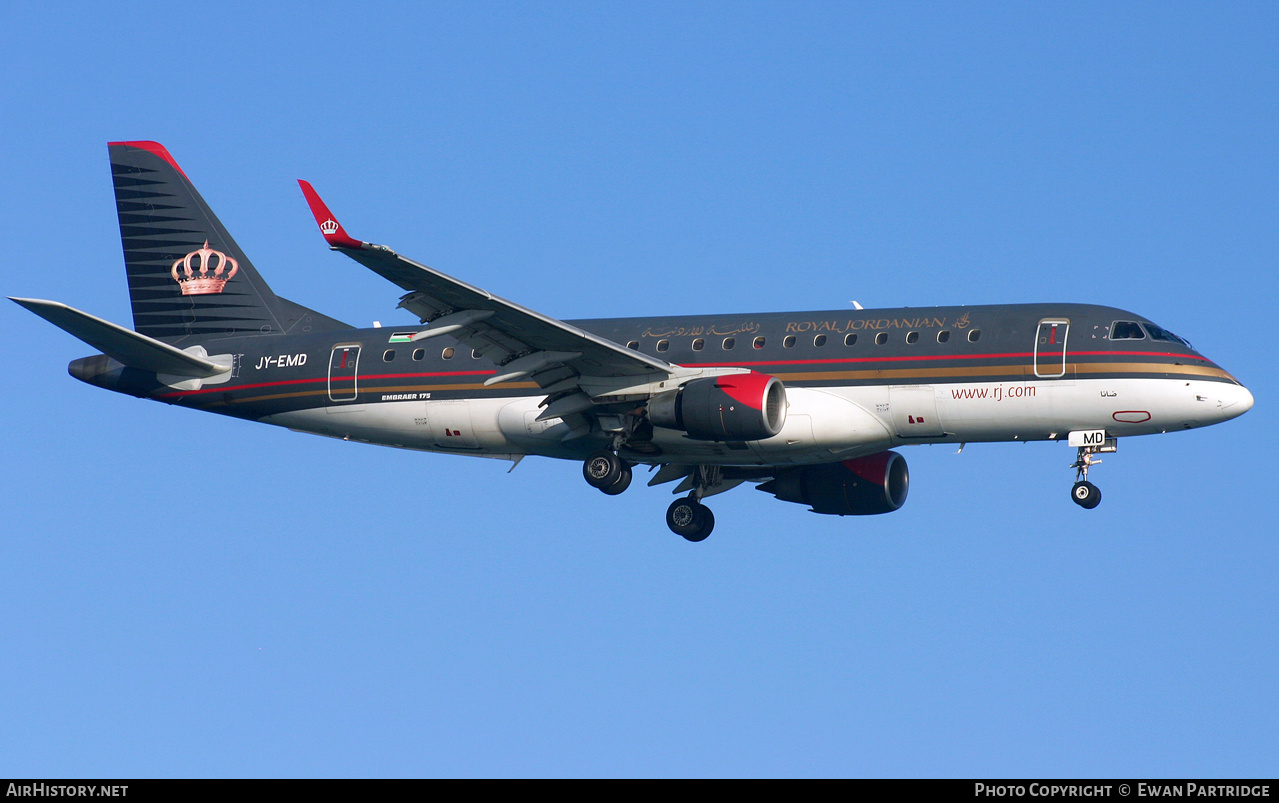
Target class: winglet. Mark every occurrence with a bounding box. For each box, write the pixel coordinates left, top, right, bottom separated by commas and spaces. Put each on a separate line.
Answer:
298, 180, 364, 250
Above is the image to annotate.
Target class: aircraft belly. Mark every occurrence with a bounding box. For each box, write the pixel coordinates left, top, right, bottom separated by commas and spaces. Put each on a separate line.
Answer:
428, 400, 480, 449
261, 399, 525, 455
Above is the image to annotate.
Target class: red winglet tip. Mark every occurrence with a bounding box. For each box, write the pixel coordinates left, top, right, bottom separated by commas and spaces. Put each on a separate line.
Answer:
107, 140, 189, 180
297, 179, 363, 249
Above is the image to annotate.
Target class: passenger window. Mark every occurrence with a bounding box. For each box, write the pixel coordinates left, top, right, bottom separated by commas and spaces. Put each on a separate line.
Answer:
968, 329, 981, 343
472, 349, 482, 359
723, 337, 735, 350
937, 330, 950, 343
656, 339, 670, 353
844, 333, 857, 346
813, 335, 827, 347
627, 341, 639, 350
906, 331, 919, 344
383, 349, 396, 362
752, 336, 765, 349
875, 332, 888, 345
442, 347, 454, 360
783, 335, 796, 348
412, 348, 425, 361
692, 338, 704, 351
1110, 321, 1145, 340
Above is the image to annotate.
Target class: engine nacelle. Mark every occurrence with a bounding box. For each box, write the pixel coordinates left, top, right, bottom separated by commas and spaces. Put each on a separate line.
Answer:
648, 372, 787, 442
758, 451, 909, 515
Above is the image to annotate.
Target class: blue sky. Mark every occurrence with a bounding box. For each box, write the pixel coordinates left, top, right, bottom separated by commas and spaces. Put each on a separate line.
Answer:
2, 1, 1275, 777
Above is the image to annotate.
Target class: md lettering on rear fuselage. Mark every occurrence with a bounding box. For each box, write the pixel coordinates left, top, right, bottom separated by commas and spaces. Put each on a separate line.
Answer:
254, 353, 308, 370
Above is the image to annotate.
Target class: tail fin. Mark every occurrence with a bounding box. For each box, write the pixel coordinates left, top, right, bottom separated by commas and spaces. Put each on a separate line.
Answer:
108, 141, 348, 342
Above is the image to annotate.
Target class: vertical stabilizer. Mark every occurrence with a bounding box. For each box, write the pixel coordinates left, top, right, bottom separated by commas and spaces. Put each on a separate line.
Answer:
108, 141, 347, 342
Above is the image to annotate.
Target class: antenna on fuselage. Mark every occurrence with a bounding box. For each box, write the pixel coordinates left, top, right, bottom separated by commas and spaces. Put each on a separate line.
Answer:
850, 301, 864, 310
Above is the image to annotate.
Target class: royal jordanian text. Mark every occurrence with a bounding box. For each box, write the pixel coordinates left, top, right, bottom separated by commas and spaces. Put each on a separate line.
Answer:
6, 785, 128, 797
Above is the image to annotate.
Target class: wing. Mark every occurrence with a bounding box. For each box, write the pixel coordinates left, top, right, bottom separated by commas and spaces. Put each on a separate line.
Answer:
298, 181, 676, 399
298, 182, 698, 436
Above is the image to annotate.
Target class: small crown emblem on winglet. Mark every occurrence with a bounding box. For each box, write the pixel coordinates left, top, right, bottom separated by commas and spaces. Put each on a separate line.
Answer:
171, 241, 238, 295
320, 219, 339, 235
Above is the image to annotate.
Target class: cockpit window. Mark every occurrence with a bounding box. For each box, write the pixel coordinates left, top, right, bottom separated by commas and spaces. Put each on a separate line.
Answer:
1110, 321, 1145, 340
1143, 322, 1189, 346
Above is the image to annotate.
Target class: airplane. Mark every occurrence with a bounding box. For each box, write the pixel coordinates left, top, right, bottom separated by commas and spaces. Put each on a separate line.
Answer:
12, 141, 1254, 541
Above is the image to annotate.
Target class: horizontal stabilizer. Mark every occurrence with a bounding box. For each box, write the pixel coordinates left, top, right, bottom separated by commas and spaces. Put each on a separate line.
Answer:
10, 298, 230, 378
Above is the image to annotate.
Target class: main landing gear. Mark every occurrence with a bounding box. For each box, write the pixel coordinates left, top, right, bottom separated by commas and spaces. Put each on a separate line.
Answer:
666, 496, 715, 542
581, 451, 717, 542
1069, 441, 1114, 509
583, 449, 632, 496
663, 465, 721, 542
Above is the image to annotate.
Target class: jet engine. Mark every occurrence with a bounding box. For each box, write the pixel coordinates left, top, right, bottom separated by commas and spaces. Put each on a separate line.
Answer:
648, 372, 787, 442
758, 451, 909, 515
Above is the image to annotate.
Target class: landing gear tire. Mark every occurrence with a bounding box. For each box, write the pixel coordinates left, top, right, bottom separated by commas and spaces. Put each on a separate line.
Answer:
583, 450, 626, 489
667, 496, 715, 542
1071, 481, 1102, 509
600, 464, 633, 496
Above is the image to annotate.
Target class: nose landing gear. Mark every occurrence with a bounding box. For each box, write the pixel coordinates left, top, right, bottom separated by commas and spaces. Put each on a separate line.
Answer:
1071, 478, 1101, 509
1068, 434, 1116, 509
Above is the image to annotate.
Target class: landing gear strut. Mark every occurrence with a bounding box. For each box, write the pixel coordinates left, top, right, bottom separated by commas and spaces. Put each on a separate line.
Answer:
583, 449, 632, 495
1069, 441, 1111, 509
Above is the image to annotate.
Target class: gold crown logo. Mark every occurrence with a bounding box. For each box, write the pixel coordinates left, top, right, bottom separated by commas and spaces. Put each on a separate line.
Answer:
320, 219, 339, 235
171, 241, 239, 295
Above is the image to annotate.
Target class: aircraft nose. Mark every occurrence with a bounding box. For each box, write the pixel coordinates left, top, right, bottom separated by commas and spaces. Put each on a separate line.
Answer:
1217, 382, 1254, 420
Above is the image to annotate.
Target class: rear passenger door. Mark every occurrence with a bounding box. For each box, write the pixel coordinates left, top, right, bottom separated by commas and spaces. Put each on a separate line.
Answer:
328, 344, 361, 401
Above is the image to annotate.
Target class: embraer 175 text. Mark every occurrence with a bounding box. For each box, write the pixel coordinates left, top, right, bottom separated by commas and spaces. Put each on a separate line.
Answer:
13, 142, 1254, 541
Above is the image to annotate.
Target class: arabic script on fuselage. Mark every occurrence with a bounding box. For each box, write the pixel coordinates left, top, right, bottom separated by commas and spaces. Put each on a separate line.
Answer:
642, 321, 761, 338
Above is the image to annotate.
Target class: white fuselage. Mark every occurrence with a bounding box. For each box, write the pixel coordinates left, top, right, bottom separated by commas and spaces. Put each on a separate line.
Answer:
260, 375, 1253, 465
